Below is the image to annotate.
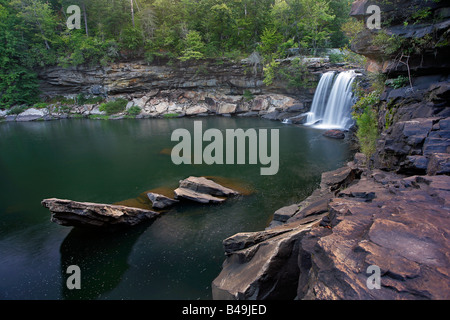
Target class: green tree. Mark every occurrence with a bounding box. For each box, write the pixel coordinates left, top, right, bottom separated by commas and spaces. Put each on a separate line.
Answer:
179, 30, 206, 61
0, 1, 40, 108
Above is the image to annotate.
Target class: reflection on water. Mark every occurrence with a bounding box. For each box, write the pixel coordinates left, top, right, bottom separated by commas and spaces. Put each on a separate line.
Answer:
60, 222, 153, 300
0, 117, 353, 299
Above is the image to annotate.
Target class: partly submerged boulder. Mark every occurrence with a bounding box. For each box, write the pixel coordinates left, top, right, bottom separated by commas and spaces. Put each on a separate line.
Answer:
174, 176, 240, 204
178, 176, 240, 197
42, 198, 160, 228
147, 192, 179, 209
323, 129, 345, 139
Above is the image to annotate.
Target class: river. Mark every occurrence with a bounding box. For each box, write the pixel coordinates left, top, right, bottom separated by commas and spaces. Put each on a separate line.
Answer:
0, 117, 352, 299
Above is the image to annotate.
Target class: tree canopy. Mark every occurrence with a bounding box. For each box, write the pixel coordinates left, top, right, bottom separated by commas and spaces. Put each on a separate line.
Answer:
0, 0, 352, 108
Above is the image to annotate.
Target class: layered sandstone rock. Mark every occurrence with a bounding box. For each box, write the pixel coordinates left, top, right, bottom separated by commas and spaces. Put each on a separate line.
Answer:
212, 161, 450, 300
42, 198, 160, 228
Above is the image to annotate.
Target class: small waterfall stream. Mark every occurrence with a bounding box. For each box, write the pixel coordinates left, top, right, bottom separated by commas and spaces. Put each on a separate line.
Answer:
305, 70, 358, 130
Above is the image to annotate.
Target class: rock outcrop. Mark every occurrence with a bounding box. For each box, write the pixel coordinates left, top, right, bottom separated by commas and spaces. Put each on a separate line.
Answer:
212, 159, 450, 300
350, 0, 450, 75
42, 198, 160, 228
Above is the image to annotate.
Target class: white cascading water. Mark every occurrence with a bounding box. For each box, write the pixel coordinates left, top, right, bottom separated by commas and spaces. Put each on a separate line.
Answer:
305, 71, 336, 126
306, 70, 357, 130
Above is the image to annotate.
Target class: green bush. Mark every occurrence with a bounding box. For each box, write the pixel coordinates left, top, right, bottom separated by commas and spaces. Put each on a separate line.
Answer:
6, 105, 26, 115
328, 53, 345, 63
32, 102, 49, 109
163, 113, 180, 118
127, 105, 142, 116
99, 99, 128, 115
352, 91, 380, 159
355, 106, 379, 159
386, 75, 410, 89
243, 90, 254, 101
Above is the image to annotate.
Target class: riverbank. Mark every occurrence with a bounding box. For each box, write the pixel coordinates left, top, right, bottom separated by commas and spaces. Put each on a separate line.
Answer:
212, 153, 450, 300
0, 90, 310, 124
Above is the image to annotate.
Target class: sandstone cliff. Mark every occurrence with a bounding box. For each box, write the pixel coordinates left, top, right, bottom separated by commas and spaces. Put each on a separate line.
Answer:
212, 0, 450, 300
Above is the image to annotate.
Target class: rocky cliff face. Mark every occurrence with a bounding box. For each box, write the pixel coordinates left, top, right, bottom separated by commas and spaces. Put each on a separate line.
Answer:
34, 57, 357, 121
349, 0, 450, 175
212, 0, 450, 300
38, 59, 265, 98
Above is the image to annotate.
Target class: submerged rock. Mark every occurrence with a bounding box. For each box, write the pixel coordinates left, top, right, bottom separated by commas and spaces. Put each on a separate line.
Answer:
323, 129, 345, 139
42, 198, 160, 228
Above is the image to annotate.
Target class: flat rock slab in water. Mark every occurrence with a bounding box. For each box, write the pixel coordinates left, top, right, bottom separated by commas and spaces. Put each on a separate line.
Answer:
174, 176, 240, 204
42, 198, 160, 228
179, 176, 240, 197
174, 188, 226, 204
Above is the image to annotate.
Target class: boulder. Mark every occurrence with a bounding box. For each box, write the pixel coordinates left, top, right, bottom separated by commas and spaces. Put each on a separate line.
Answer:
217, 103, 237, 114
179, 176, 239, 197
427, 152, 450, 175
174, 176, 239, 204
90, 106, 106, 115
186, 105, 209, 116
147, 192, 179, 209
323, 130, 345, 139
42, 198, 160, 228
15, 108, 45, 122
212, 219, 318, 300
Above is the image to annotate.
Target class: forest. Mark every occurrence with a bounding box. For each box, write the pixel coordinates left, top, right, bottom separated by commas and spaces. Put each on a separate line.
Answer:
0, 0, 353, 108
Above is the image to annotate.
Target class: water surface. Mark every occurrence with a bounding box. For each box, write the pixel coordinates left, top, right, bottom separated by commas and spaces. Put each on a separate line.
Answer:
0, 117, 352, 299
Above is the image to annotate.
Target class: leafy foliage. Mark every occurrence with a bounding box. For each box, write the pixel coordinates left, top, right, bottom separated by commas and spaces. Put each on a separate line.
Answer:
1, 0, 355, 108
352, 91, 381, 159
99, 98, 128, 115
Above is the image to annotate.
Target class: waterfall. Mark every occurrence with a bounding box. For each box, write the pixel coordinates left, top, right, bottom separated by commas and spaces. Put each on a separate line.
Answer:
306, 70, 357, 130
306, 71, 335, 125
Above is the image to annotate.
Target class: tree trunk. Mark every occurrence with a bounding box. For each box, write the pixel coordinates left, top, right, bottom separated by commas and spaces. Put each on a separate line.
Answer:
82, 1, 89, 36
131, 0, 135, 27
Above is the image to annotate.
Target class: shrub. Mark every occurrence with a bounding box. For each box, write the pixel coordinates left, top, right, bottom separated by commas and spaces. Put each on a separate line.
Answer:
243, 90, 254, 101
127, 105, 142, 116
33, 102, 49, 109
99, 99, 128, 115
386, 75, 409, 89
352, 91, 381, 159
163, 113, 179, 118
328, 53, 345, 63
6, 105, 26, 115
355, 105, 379, 159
